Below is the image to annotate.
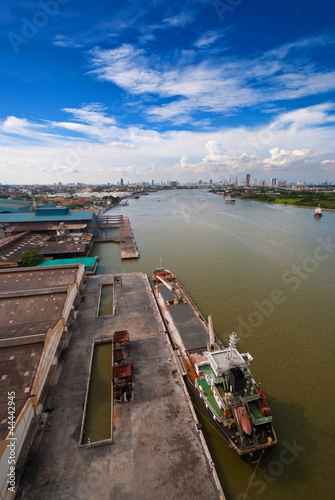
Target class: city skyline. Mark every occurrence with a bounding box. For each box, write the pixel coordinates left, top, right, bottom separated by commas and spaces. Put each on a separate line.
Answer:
1, 1, 335, 184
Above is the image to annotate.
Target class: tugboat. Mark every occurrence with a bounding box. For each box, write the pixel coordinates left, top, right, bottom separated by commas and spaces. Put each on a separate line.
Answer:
314, 205, 322, 217
225, 196, 235, 204
153, 268, 277, 462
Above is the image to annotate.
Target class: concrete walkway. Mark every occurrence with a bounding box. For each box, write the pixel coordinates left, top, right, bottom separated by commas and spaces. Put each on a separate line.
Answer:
18, 273, 224, 500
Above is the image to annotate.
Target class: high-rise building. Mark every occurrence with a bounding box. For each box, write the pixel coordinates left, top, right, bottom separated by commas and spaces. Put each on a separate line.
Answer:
120, 178, 124, 186
246, 174, 251, 185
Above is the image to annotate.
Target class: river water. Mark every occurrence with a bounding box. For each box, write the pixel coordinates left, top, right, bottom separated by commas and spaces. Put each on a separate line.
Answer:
91, 189, 335, 500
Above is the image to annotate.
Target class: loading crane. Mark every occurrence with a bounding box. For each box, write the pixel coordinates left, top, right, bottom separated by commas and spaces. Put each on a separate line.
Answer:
207, 315, 215, 352
156, 275, 182, 304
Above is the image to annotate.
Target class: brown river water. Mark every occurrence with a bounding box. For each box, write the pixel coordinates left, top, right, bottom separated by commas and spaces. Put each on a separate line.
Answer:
91, 189, 335, 500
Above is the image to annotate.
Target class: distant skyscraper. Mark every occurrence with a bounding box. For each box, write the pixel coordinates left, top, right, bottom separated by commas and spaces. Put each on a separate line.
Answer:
269, 178, 276, 187
246, 174, 250, 185
120, 178, 124, 186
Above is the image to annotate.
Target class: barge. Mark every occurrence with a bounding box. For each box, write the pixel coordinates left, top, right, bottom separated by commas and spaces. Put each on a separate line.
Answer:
153, 268, 277, 463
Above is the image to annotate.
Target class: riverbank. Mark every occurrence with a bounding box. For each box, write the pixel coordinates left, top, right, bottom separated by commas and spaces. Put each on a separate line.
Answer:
240, 199, 335, 211
211, 188, 335, 210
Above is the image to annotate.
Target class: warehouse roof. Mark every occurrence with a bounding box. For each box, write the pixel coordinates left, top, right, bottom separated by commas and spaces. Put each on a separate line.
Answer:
0, 264, 82, 440
39, 257, 97, 272
0, 210, 95, 223
0, 199, 33, 213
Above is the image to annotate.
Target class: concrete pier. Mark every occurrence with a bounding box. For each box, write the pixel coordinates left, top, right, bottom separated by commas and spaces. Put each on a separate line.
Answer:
18, 273, 224, 500
95, 216, 139, 259
119, 216, 139, 259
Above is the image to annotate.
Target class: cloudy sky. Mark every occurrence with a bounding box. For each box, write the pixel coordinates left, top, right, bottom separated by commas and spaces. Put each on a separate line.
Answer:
1, 0, 335, 184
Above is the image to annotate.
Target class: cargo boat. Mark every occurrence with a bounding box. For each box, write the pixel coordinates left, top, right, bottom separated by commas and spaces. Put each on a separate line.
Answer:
153, 268, 277, 463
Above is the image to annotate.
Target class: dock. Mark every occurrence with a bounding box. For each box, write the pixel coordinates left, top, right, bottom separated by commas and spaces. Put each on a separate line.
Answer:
18, 273, 224, 500
96, 215, 139, 259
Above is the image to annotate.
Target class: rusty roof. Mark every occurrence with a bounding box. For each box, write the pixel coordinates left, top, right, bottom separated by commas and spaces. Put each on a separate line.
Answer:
112, 364, 132, 379
113, 330, 129, 343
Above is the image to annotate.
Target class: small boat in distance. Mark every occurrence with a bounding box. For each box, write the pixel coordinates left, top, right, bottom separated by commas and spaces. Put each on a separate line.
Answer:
225, 196, 235, 204
314, 205, 322, 217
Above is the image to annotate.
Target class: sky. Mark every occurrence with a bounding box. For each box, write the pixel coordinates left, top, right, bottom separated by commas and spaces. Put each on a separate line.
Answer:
0, 0, 335, 185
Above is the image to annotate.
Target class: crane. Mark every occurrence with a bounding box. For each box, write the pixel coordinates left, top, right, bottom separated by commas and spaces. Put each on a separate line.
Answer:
207, 315, 215, 352
156, 275, 181, 304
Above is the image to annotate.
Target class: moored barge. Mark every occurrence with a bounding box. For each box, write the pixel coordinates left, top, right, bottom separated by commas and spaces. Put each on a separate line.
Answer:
153, 268, 277, 463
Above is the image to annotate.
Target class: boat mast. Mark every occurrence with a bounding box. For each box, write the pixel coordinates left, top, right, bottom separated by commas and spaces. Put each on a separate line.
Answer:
228, 332, 239, 359
207, 315, 215, 352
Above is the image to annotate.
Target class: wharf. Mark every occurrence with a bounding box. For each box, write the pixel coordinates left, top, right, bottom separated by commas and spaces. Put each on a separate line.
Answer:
95, 215, 139, 259
18, 273, 224, 500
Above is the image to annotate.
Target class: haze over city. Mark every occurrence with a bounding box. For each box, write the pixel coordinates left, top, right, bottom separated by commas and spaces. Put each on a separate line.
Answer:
1, 0, 335, 184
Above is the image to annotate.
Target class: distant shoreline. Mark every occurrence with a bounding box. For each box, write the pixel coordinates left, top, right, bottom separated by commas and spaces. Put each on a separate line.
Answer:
241, 199, 335, 211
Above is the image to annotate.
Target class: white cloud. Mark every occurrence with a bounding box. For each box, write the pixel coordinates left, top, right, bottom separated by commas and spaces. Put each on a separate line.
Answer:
163, 11, 194, 27
109, 141, 140, 150
53, 34, 82, 49
88, 35, 335, 123
1, 116, 38, 135
62, 104, 116, 126
321, 159, 335, 173
194, 29, 228, 48
271, 103, 335, 131
0, 103, 334, 183
263, 148, 314, 170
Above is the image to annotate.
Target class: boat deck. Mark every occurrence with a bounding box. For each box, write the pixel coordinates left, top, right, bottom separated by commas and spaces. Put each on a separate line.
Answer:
197, 378, 224, 418
199, 363, 257, 399
160, 284, 209, 351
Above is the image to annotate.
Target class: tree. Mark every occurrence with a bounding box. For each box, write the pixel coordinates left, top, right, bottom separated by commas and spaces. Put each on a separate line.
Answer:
20, 250, 44, 267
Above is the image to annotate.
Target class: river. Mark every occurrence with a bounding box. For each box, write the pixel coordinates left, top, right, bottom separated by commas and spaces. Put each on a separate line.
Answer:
91, 189, 335, 500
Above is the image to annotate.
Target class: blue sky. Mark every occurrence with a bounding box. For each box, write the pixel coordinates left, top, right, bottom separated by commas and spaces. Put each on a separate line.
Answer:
1, 0, 335, 184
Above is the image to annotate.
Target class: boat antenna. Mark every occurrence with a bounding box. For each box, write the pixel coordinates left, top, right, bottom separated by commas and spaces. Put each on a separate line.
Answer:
228, 332, 239, 358
159, 256, 162, 268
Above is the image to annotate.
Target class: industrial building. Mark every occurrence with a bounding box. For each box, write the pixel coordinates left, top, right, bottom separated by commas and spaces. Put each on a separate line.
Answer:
0, 264, 85, 500
0, 206, 98, 267
0, 205, 98, 236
